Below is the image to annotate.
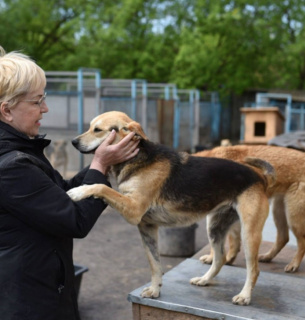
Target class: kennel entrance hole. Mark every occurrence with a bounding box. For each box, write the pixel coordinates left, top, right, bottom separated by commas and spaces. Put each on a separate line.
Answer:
254, 121, 266, 136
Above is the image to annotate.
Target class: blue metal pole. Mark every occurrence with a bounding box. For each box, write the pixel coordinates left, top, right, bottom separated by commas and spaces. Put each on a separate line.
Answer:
164, 85, 170, 100
95, 70, 101, 116
142, 80, 147, 133
131, 80, 137, 120
77, 68, 84, 169
240, 113, 245, 142
189, 90, 194, 150
285, 96, 292, 133
211, 92, 220, 142
299, 103, 304, 130
173, 87, 180, 149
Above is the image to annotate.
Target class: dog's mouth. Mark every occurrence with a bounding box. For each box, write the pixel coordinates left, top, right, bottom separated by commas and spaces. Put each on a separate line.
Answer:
80, 149, 96, 154
71, 139, 97, 154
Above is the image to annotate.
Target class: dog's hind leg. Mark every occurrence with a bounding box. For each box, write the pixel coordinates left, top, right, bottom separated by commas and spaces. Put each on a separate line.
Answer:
199, 247, 214, 264
138, 222, 163, 298
259, 195, 289, 263
225, 220, 241, 265
191, 206, 239, 286
199, 218, 241, 265
284, 182, 305, 272
233, 187, 269, 305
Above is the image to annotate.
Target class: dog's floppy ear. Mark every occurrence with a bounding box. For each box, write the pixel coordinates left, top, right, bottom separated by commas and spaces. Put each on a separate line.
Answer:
125, 121, 148, 140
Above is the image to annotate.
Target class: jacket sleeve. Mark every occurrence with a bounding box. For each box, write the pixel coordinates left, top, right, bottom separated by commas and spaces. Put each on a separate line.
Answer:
53, 165, 112, 191
0, 157, 111, 238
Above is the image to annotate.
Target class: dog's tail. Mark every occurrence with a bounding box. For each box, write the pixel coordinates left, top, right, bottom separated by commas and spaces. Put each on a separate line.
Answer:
244, 157, 276, 188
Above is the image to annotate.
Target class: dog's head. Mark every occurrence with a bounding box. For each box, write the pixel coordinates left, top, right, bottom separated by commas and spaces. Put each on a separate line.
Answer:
72, 111, 148, 153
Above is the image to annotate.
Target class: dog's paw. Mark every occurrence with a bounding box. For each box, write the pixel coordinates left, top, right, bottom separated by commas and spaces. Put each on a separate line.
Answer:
67, 186, 88, 201
225, 254, 237, 265
284, 262, 299, 273
141, 286, 160, 298
199, 254, 213, 264
190, 276, 209, 286
232, 294, 251, 306
258, 253, 273, 262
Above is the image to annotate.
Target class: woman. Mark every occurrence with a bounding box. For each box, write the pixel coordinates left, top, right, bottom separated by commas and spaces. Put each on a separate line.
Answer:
0, 47, 139, 320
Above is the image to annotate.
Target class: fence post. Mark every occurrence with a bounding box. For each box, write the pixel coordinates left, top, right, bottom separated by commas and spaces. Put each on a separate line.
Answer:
211, 92, 221, 142
77, 68, 84, 170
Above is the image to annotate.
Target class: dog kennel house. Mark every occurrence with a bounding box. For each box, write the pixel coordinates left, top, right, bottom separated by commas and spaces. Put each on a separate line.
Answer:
240, 106, 285, 144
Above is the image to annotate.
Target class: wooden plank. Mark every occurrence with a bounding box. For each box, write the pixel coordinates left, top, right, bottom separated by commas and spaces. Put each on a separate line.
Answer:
136, 304, 212, 320
132, 303, 141, 320
157, 99, 174, 146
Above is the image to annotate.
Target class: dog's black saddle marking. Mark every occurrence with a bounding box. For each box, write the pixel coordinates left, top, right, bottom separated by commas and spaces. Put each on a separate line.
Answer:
115, 140, 263, 215
162, 155, 262, 212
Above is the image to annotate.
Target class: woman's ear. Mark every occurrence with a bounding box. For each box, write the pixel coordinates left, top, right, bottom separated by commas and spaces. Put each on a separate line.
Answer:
0, 102, 13, 121
126, 121, 148, 140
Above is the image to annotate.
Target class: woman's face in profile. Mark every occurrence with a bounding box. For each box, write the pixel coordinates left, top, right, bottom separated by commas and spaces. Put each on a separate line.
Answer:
7, 84, 48, 138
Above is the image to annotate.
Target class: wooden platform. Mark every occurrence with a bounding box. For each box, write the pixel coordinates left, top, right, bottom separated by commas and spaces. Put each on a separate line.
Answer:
128, 242, 305, 320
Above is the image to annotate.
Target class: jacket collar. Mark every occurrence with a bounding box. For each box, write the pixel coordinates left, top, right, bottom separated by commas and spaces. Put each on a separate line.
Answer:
0, 121, 51, 155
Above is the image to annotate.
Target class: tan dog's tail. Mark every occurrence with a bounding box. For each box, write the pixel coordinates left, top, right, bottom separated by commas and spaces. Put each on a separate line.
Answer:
244, 157, 276, 188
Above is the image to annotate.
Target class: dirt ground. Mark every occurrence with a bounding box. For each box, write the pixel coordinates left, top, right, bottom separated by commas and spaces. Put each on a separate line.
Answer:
73, 206, 208, 320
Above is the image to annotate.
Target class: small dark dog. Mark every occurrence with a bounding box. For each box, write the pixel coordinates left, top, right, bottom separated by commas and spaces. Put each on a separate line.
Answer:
68, 111, 274, 305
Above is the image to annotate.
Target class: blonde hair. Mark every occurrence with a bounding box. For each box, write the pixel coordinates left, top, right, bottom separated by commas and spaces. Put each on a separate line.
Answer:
0, 46, 46, 108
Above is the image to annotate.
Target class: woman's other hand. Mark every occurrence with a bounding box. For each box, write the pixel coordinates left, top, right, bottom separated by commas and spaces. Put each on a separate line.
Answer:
90, 130, 140, 174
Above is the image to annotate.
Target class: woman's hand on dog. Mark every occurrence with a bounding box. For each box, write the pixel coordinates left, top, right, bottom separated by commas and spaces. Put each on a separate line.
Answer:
90, 130, 140, 175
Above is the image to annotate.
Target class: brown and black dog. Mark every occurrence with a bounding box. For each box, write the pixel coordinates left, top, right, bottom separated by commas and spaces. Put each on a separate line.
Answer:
196, 145, 305, 273
67, 111, 274, 305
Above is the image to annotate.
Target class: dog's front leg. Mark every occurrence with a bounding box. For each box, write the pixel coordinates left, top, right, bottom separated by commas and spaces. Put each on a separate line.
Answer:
67, 184, 146, 225
138, 222, 163, 298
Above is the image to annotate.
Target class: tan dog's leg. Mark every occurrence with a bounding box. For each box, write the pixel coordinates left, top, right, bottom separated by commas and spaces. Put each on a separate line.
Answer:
199, 218, 215, 264
226, 221, 241, 265
232, 188, 269, 305
284, 182, 305, 272
138, 222, 163, 298
191, 207, 238, 288
63, 159, 67, 178
199, 247, 214, 264
199, 219, 241, 265
67, 184, 148, 225
259, 195, 289, 262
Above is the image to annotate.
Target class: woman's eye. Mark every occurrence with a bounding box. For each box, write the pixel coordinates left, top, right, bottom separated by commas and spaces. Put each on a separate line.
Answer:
94, 128, 102, 132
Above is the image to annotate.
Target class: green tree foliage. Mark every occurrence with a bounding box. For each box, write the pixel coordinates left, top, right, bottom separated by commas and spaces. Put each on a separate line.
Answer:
1, 0, 305, 93
172, 0, 305, 93
0, 0, 88, 68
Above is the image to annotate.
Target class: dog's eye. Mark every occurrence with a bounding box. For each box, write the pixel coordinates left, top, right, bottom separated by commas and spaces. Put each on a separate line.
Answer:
94, 128, 102, 133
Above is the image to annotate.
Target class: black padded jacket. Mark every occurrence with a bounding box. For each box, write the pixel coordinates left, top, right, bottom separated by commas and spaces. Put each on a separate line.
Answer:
0, 121, 110, 320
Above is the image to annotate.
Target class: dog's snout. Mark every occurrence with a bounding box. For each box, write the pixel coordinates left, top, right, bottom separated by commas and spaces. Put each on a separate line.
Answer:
72, 139, 79, 148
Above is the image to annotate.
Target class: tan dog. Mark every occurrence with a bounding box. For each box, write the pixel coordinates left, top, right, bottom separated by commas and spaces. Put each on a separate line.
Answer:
196, 145, 305, 273
67, 111, 274, 305
45, 140, 68, 177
